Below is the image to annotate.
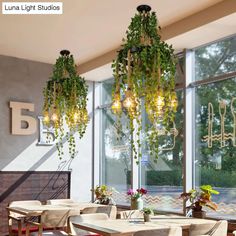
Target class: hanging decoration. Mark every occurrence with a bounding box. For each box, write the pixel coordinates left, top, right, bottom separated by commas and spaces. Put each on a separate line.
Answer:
202, 98, 236, 148
42, 50, 89, 159
111, 5, 178, 161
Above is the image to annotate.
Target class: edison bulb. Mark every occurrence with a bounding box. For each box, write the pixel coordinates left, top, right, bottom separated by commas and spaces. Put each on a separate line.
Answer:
123, 96, 134, 109
156, 95, 164, 107
170, 92, 178, 110
73, 112, 80, 122
171, 98, 178, 108
51, 113, 58, 122
82, 112, 88, 123
43, 111, 50, 123
112, 100, 121, 109
111, 100, 122, 114
43, 115, 50, 123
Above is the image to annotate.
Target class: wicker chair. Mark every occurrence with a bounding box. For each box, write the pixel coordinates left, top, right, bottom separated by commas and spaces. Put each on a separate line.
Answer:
68, 213, 108, 236
134, 227, 182, 236
117, 209, 143, 219
81, 205, 117, 220
27, 209, 73, 236
46, 199, 75, 205
8, 200, 42, 236
189, 220, 228, 236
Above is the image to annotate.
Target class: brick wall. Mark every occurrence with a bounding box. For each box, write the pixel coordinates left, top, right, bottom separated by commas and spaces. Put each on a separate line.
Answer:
0, 171, 70, 235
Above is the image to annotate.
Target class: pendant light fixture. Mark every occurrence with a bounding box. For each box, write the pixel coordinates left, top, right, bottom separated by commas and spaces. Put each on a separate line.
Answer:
42, 50, 89, 159
111, 5, 178, 161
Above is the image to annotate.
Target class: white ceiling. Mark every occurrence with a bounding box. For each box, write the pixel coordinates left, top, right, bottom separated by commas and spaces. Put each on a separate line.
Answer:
1, 0, 236, 81
0, 0, 224, 65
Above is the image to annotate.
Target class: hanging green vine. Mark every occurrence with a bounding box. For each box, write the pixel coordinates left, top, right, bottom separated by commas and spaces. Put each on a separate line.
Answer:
42, 50, 89, 159
111, 5, 177, 162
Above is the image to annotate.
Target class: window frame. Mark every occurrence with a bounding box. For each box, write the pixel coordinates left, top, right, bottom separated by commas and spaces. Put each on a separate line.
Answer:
95, 34, 236, 218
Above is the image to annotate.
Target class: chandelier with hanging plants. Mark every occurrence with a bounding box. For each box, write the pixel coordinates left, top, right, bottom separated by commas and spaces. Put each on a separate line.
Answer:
111, 5, 178, 162
42, 50, 89, 159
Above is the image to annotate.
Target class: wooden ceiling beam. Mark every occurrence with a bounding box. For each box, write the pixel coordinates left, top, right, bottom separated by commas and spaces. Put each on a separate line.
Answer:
78, 0, 236, 74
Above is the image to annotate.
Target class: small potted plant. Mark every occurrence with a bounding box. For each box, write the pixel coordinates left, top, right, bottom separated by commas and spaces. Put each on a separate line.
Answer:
180, 185, 219, 218
91, 185, 115, 205
142, 207, 154, 222
127, 188, 147, 210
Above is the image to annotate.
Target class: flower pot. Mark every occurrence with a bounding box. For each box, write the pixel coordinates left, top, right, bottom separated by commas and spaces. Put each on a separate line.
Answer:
131, 197, 143, 210
95, 197, 110, 205
100, 198, 110, 205
144, 213, 151, 222
192, 210, 206, 219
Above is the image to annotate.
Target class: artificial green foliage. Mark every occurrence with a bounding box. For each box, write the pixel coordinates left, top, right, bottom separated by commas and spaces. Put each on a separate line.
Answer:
43, 51, 89, 159
111, 7, 177, 162
180, 185, 219, 212
142, 207, 154, 215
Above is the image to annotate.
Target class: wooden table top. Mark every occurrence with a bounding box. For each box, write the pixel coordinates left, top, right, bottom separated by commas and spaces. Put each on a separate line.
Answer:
72, 215, 217, 236
7, 202, 102, 216
58, 202, 104, 208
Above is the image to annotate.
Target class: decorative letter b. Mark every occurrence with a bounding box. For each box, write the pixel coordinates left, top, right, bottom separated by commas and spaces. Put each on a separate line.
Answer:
10, 101, 37, 135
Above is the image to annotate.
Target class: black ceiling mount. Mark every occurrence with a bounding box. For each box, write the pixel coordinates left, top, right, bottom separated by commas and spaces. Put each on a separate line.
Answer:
60, 50, 70, 56
137, 5, 151, 13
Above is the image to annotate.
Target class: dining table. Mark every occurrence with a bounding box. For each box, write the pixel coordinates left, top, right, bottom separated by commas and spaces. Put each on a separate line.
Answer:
7, 202, 103, 217
72, 214, 217, 236
7, 202, 104, 236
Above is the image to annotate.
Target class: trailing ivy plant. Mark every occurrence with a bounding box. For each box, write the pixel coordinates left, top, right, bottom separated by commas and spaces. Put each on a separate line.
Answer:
42, 50, 89, 159
111, 5, 177, 162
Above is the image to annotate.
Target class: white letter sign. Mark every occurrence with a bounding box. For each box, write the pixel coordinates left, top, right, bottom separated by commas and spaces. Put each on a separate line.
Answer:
10, 101, 37, 135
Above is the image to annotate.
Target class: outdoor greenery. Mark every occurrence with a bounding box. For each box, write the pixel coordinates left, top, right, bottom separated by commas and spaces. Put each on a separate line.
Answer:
195, 36, 236, 189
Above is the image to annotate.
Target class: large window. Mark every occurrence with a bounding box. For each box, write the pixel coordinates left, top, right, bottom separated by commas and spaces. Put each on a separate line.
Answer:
100, 79, 131, 205
141, 90, 184, 213
194, 35, 236, 219
195, 36, 236, 81
195, 78, 236, 219
99, 35, 236, 219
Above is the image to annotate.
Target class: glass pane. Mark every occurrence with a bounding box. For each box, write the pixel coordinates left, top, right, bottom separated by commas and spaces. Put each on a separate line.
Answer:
195, 77, 236, 219
101, 108, 131, 205
101, 78, 114, 105
175, 56, 185, 86
195, 36, 236, 81
141, 90, 184, 213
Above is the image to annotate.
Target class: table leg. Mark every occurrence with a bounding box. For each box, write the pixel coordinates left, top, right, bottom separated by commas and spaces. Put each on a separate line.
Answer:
8, 217, 13, 236
17, 219, 22, 236
183, 228, 189, 236
38, 225, 43, 236
26, 224, 30, 236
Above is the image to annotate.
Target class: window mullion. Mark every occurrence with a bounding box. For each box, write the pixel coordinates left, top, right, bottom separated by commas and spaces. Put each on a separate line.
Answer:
183, 49, 195, 214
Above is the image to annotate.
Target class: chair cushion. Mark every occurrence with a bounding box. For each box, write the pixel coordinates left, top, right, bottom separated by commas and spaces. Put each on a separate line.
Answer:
12, 226, 39, 233
30, 230, 68, 236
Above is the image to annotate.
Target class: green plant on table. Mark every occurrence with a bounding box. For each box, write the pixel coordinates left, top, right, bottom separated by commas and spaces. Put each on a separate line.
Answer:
141, 207, 154, 215
91, 185, 115, 205
180, 185, 219, 212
